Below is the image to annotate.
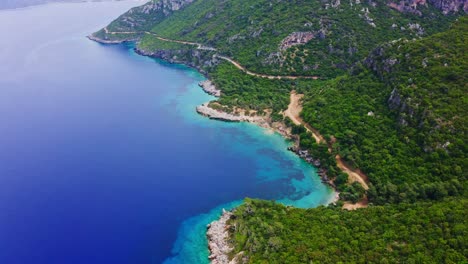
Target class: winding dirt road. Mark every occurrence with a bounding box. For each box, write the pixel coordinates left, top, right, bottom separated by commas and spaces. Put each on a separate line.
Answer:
283, 92, 325, 143
283, 91, 369, 192
99, 29, 318, 80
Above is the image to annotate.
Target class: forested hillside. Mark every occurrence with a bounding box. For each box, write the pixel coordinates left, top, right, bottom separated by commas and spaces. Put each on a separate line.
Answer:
227, 198, 467, 263
95, 0, 461, 78
295, 17, 467, 204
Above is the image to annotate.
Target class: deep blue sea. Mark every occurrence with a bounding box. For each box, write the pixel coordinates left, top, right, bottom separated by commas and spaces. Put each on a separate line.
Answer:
0, 1, 334, 263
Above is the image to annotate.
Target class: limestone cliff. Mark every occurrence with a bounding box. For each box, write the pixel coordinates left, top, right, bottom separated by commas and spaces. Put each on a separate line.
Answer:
388, 0, 467, 15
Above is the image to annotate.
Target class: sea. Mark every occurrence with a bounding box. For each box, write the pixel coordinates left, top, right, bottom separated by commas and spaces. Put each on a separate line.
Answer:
0, 1, 334, 263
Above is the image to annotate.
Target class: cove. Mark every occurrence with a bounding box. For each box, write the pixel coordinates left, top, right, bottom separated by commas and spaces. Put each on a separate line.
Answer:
0, 1, 334, 263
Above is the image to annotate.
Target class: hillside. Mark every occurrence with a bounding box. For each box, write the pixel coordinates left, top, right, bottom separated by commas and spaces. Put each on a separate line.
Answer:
91, 1, 467, 263
93, 0, 464, 78
226, 198, 467, 263
294, 17, 467, 204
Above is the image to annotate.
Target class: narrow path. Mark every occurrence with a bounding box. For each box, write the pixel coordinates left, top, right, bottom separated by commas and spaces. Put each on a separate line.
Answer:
336, 157, 369, 190
283, 91, 324, 143
104, 28, 216, 50
100, 29, 318, 80
214, 56, 319, 80
284, 91, 369, 192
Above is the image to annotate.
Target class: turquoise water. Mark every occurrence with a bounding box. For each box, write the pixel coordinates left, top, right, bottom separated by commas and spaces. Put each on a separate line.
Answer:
151, 58, 334, 263
0, 1, 334, 263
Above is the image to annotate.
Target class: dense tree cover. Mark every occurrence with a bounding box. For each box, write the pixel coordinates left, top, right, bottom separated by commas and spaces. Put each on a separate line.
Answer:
210, 62, 292, 113
145, 0, 459, 78
228, 198, 468, 264
295, 17, 467, 204
228, 198, 467, 263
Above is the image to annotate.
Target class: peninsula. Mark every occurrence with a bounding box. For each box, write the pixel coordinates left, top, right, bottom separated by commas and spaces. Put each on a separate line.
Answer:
90, 0, 467, 262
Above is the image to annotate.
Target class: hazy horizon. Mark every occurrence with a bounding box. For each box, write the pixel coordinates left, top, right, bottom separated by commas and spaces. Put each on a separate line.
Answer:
0, 0, 142, 10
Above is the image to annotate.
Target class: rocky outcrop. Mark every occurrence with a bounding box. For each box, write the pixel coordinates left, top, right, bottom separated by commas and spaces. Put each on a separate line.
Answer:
120, 0, 195, 27
138, 0, 195, 16
363, 42, 401, 78
279, 32, 315, 51
86, 34, 136, 44
196, 104, 264, 123
134, 46, 218, 76
207, 209, 235, 264
387, 0, 467, 15
388, 88, 415, 126
427, 0, 468, 14
91, 0, 195, 43
199, 80, 221, 97
360, 7, 376, 27
387, 0, 428, 15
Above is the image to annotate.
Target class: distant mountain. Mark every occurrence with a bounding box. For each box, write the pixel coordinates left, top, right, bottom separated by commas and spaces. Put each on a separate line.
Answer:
0, 0, 124, 10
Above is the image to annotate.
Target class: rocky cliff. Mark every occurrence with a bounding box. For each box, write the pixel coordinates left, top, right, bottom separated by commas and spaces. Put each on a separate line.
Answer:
91, 0, 194, 43
388, 0, 467, 15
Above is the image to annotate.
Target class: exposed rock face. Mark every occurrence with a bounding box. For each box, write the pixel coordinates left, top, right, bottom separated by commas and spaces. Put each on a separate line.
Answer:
199, 80, 221, 97
121, 0, 195, 29
360, 7, 376, 27
207, 209, 236, 264
428, 0, 468, 14
387, 0, 428, 15
388, 88, 415, 126
387, 0, 467, 15
138, 0, 195, 16
279, 32, 315, 51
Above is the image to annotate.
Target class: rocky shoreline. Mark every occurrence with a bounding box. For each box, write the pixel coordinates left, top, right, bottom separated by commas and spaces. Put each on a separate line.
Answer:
287, 146, 336, 189
196, 104, 263, 123
199, 80, 221, 97
86, 35, 135, 44
196, 102, 337, 190
206, 209, 237, 264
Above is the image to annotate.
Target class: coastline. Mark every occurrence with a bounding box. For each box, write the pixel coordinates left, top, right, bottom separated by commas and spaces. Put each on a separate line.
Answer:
89, 34, 339, 198
206, 209, 235, 264
86, 34, 136, 44
89, 35, 339, 264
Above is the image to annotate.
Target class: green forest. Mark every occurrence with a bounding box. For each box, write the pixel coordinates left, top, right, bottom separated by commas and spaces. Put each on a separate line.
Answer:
228, 198, 467, 263
296, 18, 467, 204
147, 0, 457, 78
